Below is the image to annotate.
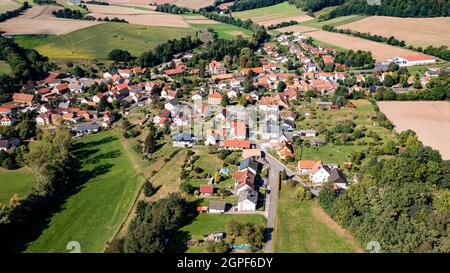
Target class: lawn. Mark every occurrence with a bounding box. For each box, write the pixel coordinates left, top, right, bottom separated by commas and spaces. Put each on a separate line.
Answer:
273, 184, 362, 252
181, 214, 266, 252
233, 2, 306, 24
13, 34, 59, 49
297, 144, 360, 166
35, 23, 197, 60
0, 61, 12, 75
0, 167, 36, 205
25, 129, 147, 252
189, 23, 252, 40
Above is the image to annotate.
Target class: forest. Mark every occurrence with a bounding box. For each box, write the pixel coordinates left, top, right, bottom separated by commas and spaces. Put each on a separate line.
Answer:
0, 38, 53, 102
156, 4, 189, 14
229, 0, 287, 12
318, 129, 450, 252
323, 0, 449, 19
288, 0, 343, 13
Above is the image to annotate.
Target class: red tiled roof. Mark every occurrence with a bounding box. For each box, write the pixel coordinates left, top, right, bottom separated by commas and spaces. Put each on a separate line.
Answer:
400, 55, 435, 61
199, 185, 214, 194
222, 139, 250, 149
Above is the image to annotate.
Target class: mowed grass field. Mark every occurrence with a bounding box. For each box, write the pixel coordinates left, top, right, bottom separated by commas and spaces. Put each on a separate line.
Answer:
190, 23, 252, 40
233, 2, 312, 26
274, 185, 363, 253
26, 129, 146, 252
34, 23, 197, 60
0, 167, 36, 205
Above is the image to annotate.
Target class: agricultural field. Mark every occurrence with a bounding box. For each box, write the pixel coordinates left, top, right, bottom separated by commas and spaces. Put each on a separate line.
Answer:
233, 2, 312, 27
0, 61, 12, 75
183, 14, 219, 25
273, 184, 363, 253
378, 101, 450, 160
0, 0, 19, 13
26, 129, 147, 252
34, 23, 196, 60
338, 16, 450, 47
0, 167, 36, 205
304, 30, 418, 62
189, 22, 252, 40
0, 5, 100, 35
180, 214, 266, 253
174, 0, 214, 9
85, 3, 190, 27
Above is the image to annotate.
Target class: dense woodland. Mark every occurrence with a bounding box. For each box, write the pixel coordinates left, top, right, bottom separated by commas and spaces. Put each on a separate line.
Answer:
156, 4, 189, 14
229, 0, 287, 12
319, 129, 450, 252
0, 38, 53, 102
288, 0, 343, 13
323, 0, 450, 19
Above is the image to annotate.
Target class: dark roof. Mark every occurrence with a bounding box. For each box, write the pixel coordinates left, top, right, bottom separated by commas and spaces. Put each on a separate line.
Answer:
328, 168, 347, 184
239, 158, 259, 172
209, 200, 226, 211
173, 133, 194, 142
238, 189, 258, 204
72, 122, 99, 132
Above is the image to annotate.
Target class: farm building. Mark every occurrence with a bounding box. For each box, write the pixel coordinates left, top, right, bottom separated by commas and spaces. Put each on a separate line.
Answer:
393, 55, 436, 66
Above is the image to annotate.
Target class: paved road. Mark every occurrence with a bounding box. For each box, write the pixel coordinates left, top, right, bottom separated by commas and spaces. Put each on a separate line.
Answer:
256, 143, 319, 253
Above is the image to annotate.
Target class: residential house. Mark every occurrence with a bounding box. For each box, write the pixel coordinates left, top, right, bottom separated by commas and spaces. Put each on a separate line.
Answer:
221, 139, 251, 150
277, 141, 294, 160
208, 60, 227, 75
173, 133, 196, 147
328, 168, 348, 190
234, 168, 255, 194
36, 112, 53, 126
208, 92, 223, 105
0, 138, 20, 152
298, 160, 322, 174
1, 115, 16, 126
310, 164, 332, 184
164, 99, 180, 112
208, 200, 226, 214
199, 185, 214, 197
12, 93, 34, 105
237, 189, 258, 211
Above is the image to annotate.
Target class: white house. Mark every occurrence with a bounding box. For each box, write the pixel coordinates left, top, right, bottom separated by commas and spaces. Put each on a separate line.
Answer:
310, 165, 332, 184
237, 189, 258, 211
393, 55, 436, 67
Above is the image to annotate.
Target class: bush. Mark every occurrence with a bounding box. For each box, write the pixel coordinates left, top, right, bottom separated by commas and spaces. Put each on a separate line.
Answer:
194, 167, 204, 173
180, 182, 193, 194
295, 186, 312, 201
218, 149, 231, 160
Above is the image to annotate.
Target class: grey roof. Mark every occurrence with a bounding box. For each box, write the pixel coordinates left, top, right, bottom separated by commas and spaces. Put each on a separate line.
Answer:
239, 158, 259, 172
238, 189, 258, 204
328, 168, 347, 184
72, 122, 99, 132
209, 200, 226, 211
173, 133, 194, 142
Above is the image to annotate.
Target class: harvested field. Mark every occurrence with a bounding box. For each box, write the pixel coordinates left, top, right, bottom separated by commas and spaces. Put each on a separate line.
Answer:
304, 30, 418, 62
86, 4, 156, 14
108, 0, 175, 4
378, 101, 450, 160
277, 24, 319, 33
0, 6, 100, 35
174, 0, 214, 9
85, 4, 190, 27
184, 15, 219, 25
338, 16, 450, 47
233, 2, 313, 26
0, 0, 19, 13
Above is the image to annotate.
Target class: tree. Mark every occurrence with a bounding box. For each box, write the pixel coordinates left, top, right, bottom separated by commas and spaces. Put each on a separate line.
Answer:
221, 93, 230, 107
108, 49, 132, 63
73, 65, 85, 77
277, 81, 286, 92
143, 180, 157, 197
179, 182, 193, 194
225, 220, 242, 237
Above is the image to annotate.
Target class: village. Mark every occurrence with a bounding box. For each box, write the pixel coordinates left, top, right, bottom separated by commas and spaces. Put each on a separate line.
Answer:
1, 30, 449, 252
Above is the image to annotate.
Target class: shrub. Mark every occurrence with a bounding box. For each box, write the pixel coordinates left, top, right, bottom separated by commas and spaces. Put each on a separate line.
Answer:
143, 181, 157, 197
